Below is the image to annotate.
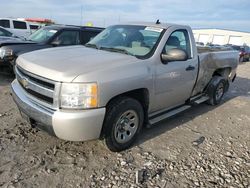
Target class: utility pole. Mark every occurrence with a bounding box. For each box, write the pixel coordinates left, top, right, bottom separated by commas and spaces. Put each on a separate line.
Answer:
80, 5, 83, 26
118, 15, 121, 23
103, 19, 106, 27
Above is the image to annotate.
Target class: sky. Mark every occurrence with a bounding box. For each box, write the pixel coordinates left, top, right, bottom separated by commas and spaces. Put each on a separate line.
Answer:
0, 0, 250, 32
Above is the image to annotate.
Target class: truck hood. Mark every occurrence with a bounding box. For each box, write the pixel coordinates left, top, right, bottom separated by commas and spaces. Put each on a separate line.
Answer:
0, 37, 22, 42
17, 45, 139, 82
0, 39, 35, 47
4, 43, 47, 58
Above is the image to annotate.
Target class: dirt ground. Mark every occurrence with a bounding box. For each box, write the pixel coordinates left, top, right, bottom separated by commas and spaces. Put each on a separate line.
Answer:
0, 63, 249, 188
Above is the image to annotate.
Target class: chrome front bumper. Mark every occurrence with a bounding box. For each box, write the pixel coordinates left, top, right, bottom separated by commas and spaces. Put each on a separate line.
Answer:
11, 79, 106, 141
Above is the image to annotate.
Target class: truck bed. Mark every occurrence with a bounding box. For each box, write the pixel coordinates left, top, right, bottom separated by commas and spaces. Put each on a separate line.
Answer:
192, 48, 239, 96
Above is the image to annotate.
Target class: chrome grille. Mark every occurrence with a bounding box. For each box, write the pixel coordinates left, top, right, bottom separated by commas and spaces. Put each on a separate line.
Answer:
15, 66, 57, 108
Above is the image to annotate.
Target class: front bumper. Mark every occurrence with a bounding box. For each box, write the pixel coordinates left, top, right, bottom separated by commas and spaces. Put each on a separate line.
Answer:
11, 79, 106, 141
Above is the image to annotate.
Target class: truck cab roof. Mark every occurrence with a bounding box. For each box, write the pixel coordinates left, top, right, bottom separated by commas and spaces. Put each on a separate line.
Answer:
121, 21, 189, 30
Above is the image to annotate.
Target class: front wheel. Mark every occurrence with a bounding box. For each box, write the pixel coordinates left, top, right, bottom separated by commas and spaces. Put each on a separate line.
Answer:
103, 97, 144, 152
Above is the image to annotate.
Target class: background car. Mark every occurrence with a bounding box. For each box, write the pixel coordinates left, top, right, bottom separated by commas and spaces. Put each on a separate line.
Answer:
196, 42, 205, 47
0, 18, 35, 38
231, 45, 250, 62
0, 25, 104, 70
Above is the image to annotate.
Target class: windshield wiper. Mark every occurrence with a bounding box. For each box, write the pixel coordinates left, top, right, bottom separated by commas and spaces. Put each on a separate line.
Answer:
100, 47, 132, 56
85, 43, 99, 49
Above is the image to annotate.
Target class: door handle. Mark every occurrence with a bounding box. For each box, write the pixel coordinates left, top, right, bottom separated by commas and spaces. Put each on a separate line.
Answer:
186, 65, 195, 71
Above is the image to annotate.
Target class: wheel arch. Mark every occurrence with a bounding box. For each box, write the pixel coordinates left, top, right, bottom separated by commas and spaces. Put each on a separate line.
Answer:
212, 67, 232, 91
100, 88, 149, 138
212, 67, 232, 79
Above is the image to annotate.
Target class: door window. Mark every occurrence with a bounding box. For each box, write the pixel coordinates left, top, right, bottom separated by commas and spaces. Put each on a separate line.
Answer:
13, 21, 27, 29
53, 30, 80, 45
30, 25, 39, 30
0, 19, 10, 28
164, 30, 191, 58
81, 31, 99, 44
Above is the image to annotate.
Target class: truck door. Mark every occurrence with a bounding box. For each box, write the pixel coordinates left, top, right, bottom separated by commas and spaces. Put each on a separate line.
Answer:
154, 29, 198, 111
12, 20, 31, 38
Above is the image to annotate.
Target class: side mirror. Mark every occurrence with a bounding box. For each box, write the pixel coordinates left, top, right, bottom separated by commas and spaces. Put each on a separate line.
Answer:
51, 40, 61, 47
161, 48, 188, 64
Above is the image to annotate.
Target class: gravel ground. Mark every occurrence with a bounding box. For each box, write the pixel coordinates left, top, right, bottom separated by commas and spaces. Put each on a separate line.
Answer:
0, 63, 249, 188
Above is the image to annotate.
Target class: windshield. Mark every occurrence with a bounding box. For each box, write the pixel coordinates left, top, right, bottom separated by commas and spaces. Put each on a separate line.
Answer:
87, 25, 163, 57
28, 28, 58, 42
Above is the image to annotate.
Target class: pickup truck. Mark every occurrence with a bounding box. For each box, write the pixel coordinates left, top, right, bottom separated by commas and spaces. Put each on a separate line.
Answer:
0, 25, 103, 69
0, 18, 41, 38
0, 18, 34, 38
11, 22, 238, 152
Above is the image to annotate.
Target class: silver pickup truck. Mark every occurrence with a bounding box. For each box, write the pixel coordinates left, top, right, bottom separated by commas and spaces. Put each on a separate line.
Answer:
11, 22, 238, 151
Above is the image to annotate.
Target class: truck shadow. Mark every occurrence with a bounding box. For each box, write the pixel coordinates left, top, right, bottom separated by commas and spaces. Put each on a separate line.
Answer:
136, 75, 250, 146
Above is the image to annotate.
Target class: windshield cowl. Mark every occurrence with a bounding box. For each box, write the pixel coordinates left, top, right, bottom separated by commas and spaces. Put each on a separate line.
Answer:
85, 43, 134, 57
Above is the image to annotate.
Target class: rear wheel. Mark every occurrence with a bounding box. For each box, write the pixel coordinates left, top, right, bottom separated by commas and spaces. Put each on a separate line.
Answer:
103, 97, 144, 152
239, 56, 244, 63
206, 76, 227, 106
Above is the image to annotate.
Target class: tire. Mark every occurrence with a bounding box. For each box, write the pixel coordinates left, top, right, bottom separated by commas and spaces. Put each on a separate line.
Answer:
103, 97, 144, 152
239, 56, 244, 63
206, 76, 227, 106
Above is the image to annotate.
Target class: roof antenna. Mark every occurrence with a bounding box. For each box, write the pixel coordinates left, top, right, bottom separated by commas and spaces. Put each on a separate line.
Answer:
156, 19, 161, 24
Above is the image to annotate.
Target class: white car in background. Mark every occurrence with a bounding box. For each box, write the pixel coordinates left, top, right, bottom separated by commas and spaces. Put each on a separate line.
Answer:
0, 18, 39, 38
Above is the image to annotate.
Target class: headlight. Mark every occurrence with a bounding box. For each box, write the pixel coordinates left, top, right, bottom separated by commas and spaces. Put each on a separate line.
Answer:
0, 49, 4, 59
0, 48, 13, 59
60, 83, 98, 109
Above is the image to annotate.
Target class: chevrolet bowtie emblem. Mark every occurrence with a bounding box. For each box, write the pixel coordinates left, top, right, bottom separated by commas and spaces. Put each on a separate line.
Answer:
20, 78, 29, 89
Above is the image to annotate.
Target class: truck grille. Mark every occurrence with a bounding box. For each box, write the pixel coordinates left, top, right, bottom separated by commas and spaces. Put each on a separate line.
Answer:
15, 66, 56, 107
